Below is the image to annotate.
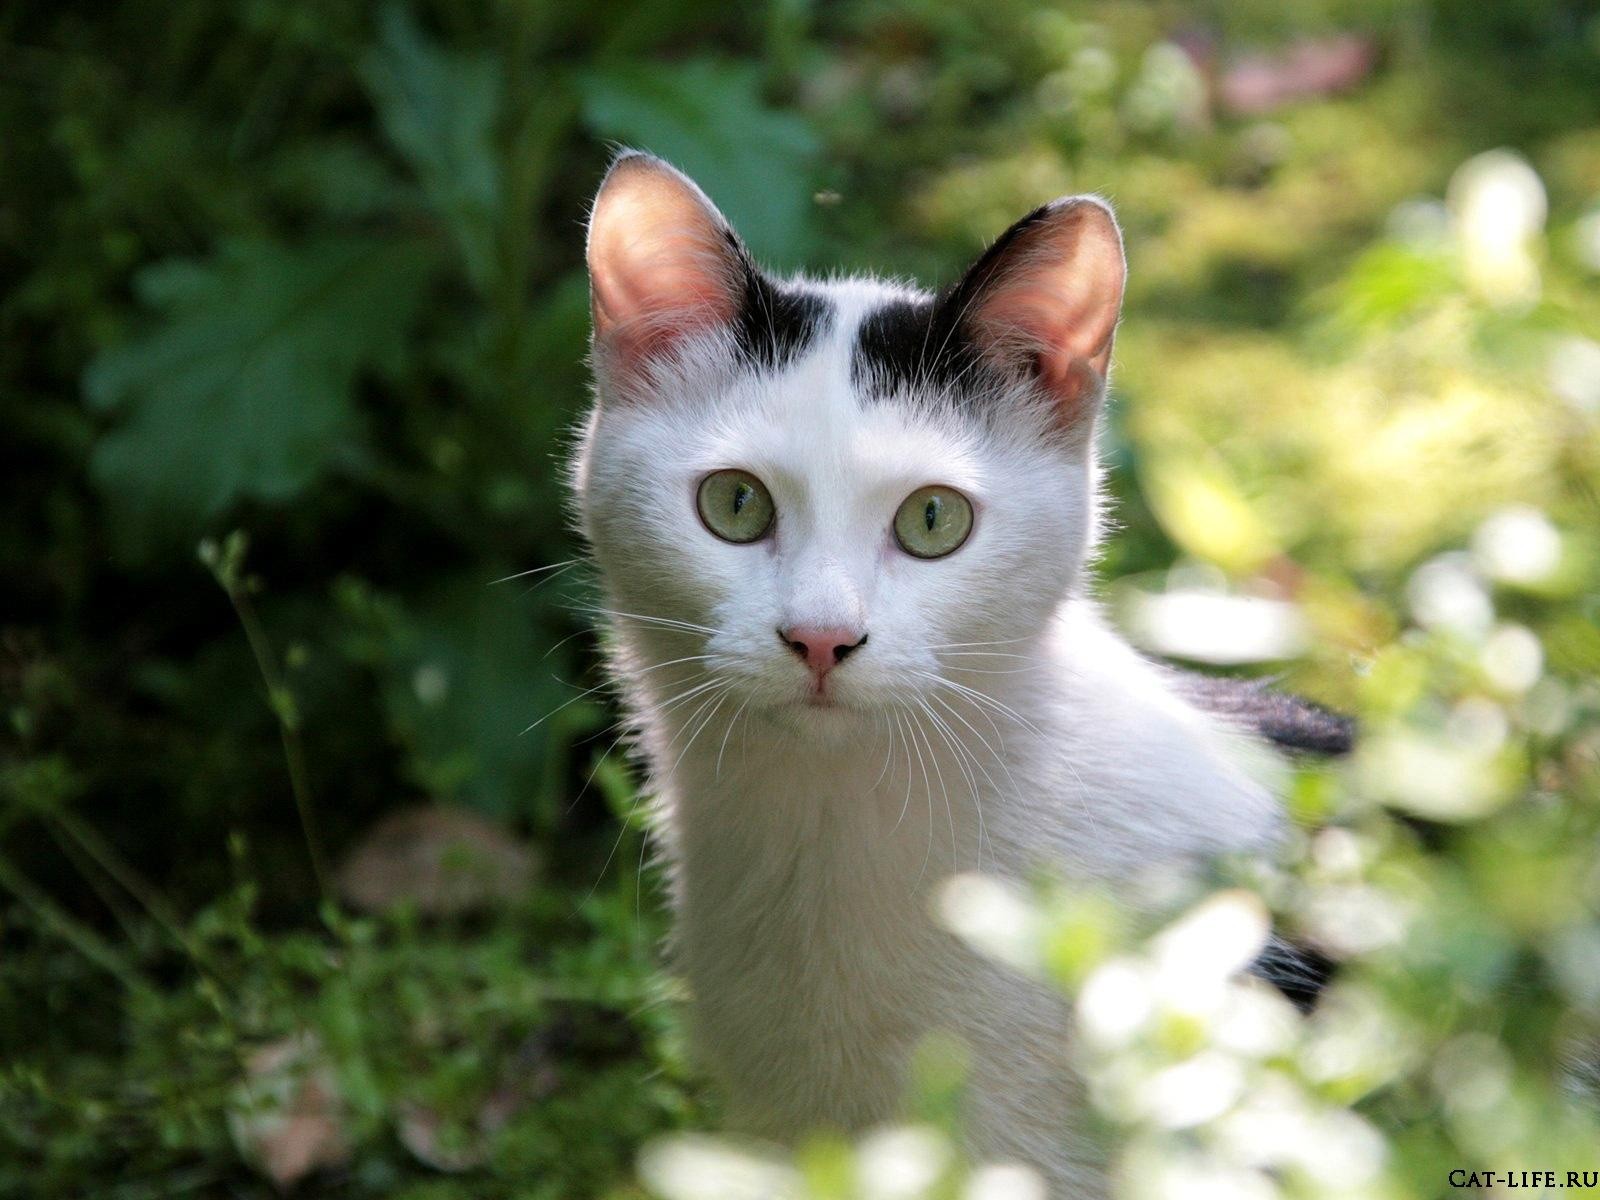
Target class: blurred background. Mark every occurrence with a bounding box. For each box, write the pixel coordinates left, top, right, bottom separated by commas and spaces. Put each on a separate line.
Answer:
3, 0, 1600, 1196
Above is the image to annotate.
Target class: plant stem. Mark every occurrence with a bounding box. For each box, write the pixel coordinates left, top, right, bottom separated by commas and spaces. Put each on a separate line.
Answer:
202, 533, 332, 901
228, 583, 332, 900
49, 809, 232, 994
0, 849, 153, 997
44, 818, 145, 948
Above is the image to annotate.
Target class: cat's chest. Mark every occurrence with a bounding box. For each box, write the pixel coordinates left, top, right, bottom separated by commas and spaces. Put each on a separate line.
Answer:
676, 800, 957, 988
671, 800, 976, 1129
674, 772, 974, 993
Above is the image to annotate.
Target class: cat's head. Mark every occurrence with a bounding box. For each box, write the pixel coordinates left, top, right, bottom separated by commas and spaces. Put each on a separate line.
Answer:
571, 151, 1124, 728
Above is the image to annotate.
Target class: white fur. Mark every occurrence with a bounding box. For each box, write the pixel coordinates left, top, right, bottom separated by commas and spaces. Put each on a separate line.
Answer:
571, 278, 1284, 1196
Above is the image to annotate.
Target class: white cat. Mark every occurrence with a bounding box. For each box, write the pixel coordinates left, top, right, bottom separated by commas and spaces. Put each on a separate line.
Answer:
569, 151, 1342, 1194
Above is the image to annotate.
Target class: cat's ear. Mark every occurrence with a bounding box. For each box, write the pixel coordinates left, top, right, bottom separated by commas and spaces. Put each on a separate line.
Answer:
586, 151, 749, 371
952, 196, 1126, 434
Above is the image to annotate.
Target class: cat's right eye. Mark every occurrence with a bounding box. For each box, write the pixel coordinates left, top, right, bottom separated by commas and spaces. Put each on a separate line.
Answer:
697, 470, 776, 544
894, 485, 973, 559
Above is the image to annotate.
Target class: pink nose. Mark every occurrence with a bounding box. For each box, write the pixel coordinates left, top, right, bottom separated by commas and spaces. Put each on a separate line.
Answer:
779, 626, 868, 678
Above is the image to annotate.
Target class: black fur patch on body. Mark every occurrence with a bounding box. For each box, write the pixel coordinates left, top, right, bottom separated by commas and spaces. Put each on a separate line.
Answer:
1180, 673, 1355, 757
1249, 937, 1335, 1012
727, 232, 832, 370
1189, 674, 1350, 1011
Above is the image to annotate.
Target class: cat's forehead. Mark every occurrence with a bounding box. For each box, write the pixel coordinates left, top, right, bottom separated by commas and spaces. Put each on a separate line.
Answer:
720, 278, 984, 464
738, 274, 932, 378
596, 272, 1032, 491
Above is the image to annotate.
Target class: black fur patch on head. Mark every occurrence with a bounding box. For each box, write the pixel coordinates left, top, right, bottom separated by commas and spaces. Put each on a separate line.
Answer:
1180, 673, 1356, 757
725, 231, 832, 370
852, 202, 1063, 403
852, 295, 1002, 401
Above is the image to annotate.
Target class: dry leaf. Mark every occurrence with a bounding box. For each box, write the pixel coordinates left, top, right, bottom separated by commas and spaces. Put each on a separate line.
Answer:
397, 1034, 561, 1172
228, 1032, 350, 1190
335, 804, 537, 915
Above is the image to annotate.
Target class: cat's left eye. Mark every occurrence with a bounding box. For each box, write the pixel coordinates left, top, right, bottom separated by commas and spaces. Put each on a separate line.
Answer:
697, 469, 776, 544
894, 485, 973, 559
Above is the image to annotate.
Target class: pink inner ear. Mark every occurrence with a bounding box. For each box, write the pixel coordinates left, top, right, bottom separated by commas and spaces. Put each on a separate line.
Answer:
968, 200, 1126, 424
587, 162, 744, 365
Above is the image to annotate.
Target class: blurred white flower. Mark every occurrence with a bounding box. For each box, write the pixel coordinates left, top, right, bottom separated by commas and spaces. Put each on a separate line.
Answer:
1447, 149, 1547, 304
639, 1135, 800, 1200
1288, 1108, 1387, 1187
1126, 589, 1307, 665
1301, 884, 1410, 957
1573, 206, 1600, 273
1308, 827, 1367, 878
937, 873, 1042, 973
1210, 982, 1298, 1059
1212, 1077, 1312, 1171
1479, 624, 1544, 694
1122, 43, 1207, 133
1446, 696, 1509, 750
857, 1126, 952, 1200
1406, 553, 1493, 638
1301, 986, 1417, 1095
1431, 1033, 1514, 1115
1520, 677, 1572, 737
1140, 1051, 1245, 1129
1081, 894, 1271, 1056
966, 1163, 1049, 1200
1355, 729, 1506, 821
1150, 891, 1271, 989
1119, 1146, 1280, 1200
1067, 46, 1118, 96
1548, 334, 1600, 414
1078, 958, 1156, 1049
1472, 506, 1563, 584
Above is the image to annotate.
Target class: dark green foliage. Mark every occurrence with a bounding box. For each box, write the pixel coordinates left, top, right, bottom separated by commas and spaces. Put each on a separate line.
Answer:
86, 237, 439, 555
578, 59, 822, 263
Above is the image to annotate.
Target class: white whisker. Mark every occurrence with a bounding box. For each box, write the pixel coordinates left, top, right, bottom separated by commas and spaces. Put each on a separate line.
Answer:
668, 686, 732, 779
715, 691, 755, 780
890, 706, 915, 834
489, 558, 580, 587
912, 697, 965, 870
584, 606, 719, 636
923, 635, 1039, 650
900, 703, 937, 885
917, 694, 994, 870
522, 652, 717, 734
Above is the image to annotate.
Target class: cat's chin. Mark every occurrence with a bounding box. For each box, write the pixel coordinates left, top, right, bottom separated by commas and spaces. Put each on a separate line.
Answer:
763, 695, 872, 739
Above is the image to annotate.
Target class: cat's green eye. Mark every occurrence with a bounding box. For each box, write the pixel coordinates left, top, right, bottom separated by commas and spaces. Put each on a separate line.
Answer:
697, 470, 776, 544
894, 485, 973, 560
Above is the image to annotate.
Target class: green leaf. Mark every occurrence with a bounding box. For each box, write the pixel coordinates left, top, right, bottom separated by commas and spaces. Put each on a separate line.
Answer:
360, 5, 503, 291
269, 137, 411, 221
85, 237, 435, 556
346, 577, 604, 822
577, 59, 819, 266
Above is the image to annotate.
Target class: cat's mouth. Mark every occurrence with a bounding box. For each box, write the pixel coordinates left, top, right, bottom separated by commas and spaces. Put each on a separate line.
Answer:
789, 683, 859, 714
